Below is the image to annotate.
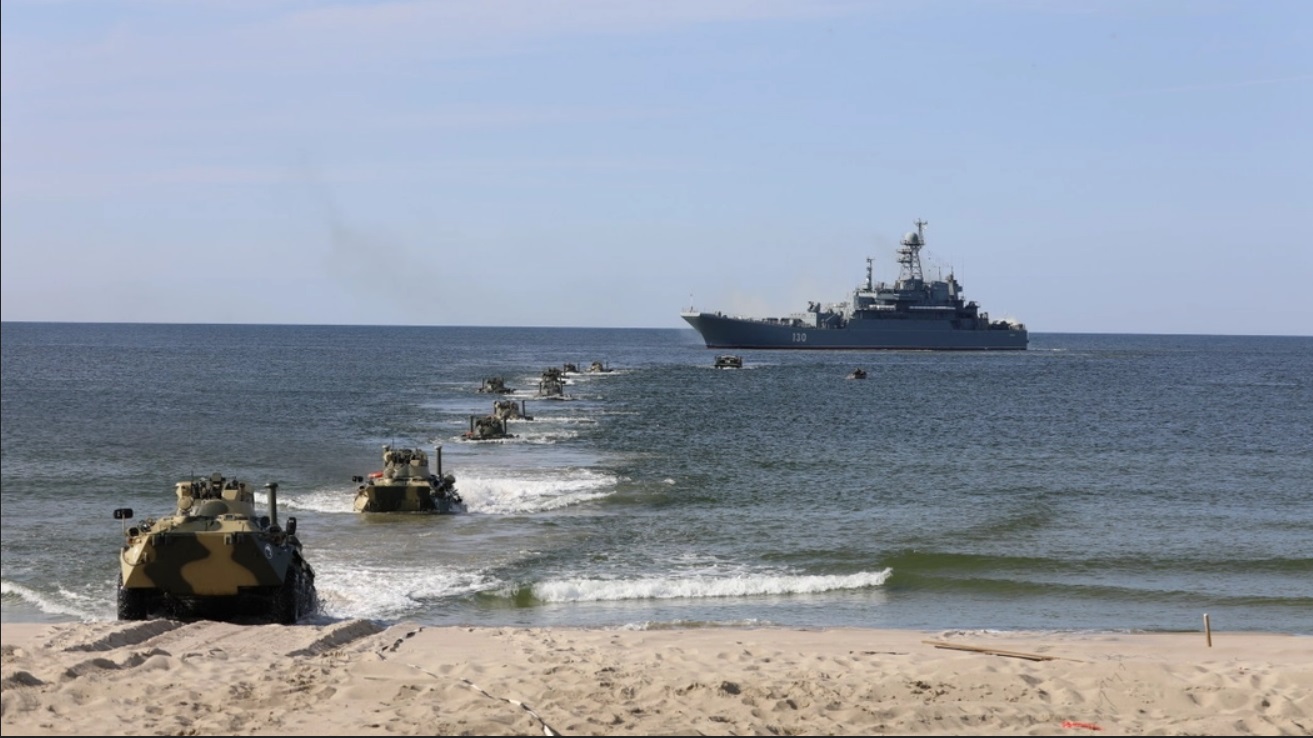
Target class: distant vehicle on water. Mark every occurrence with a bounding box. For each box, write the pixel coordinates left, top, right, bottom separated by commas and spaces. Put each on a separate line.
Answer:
352, 445, 465, 513
713, 354, 744, 369
478, 376, 514, 394
682, 220, 1027, 351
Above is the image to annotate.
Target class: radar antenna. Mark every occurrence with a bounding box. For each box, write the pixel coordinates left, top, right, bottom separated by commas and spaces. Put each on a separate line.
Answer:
897, 219, 927, 283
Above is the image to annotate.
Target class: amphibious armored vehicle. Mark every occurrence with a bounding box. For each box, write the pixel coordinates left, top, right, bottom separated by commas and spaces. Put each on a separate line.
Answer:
492, 398, 533, 421
478, 376, 514, 394
352, 445, 465, 513
537, 367, 567, 399
713, 354, 744, 369
462, 413, 516, 441
113, 474, 317, 624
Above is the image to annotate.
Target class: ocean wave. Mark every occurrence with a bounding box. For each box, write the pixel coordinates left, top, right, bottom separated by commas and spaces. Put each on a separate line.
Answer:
530, 569, 893, 603
314, 565, 497, 621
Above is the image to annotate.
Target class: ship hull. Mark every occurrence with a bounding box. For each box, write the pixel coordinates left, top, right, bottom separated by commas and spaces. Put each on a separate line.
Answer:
682, 312, 1027, 351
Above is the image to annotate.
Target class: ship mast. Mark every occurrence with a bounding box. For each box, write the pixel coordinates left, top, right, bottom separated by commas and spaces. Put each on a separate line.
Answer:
897, 219, 927, 283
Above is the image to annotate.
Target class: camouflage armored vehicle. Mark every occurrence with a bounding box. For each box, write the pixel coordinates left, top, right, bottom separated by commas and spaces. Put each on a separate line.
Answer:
113, 474, 317, 624
478, 376, 514, 394
352, 445, 465, 514
492, 398, 533, 421
537, 367, 567, 399
588, 360, 613, 373
714, 354, 744, 369
462, 413, 515, 441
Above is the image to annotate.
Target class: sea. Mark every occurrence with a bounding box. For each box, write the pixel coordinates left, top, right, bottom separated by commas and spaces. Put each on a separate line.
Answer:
2, 322, 1310, 635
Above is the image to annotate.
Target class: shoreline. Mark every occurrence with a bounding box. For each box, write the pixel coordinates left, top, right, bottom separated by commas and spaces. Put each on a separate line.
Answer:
3, 620, 1310, 735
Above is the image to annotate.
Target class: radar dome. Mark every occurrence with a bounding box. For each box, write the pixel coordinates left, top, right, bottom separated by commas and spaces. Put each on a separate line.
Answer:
903, 232, 922, 245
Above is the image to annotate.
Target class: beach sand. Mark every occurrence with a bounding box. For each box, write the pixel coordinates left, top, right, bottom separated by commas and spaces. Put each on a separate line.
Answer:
2, 619, 1310, 736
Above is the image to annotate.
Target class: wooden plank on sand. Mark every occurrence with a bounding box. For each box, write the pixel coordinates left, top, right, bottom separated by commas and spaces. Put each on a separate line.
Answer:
921, 640, 1081, 662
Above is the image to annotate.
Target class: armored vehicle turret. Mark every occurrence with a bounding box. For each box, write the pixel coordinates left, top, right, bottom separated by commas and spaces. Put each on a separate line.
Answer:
113, 474, 317, 624
352, 445, 465, 514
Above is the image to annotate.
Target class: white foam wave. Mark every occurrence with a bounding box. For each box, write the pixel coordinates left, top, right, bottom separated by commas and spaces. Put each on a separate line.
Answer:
532, 569, 893, 603
313, 564, 497, 621
274, 485, 356, 514
1, 579, 106, 621
460, 467, 616, 514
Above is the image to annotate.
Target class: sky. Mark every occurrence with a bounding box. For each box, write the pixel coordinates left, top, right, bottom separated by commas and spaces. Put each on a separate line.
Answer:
2, 0, 1310, 335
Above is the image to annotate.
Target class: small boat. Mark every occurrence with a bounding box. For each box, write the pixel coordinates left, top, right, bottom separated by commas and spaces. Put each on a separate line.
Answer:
352, 445, 466, 513
713, 354, 743, 369
847, 368, 868, 380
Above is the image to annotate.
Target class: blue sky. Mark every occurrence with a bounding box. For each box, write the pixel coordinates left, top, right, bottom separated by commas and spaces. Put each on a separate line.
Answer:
2, 0, 1310, 334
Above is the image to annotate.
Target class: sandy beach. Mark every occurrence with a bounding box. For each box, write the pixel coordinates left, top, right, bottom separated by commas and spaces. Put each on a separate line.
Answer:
2, 620, 1310, 736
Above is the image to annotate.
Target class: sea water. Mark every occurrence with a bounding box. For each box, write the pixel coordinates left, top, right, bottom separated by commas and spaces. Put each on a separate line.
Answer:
2, 323, 1310, 633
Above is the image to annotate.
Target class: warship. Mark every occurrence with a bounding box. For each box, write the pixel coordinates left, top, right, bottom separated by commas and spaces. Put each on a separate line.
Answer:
681, 220, 1027, 350
352, 445, 465, 513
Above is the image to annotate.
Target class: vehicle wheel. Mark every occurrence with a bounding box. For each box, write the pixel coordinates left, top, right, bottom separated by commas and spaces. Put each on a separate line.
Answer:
117, 574, 150, 621
273, 566, 301, 625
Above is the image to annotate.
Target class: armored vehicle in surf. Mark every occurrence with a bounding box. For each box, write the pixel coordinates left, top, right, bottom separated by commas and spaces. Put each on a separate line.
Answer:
352, 445, 465, 513
713, 354, 744, 369
113, 474, 318, 624
462, 413, 515, 441
493, 398, 533, 421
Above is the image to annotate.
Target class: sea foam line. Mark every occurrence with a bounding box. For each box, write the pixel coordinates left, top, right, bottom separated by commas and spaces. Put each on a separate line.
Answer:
532, 569, 893, 603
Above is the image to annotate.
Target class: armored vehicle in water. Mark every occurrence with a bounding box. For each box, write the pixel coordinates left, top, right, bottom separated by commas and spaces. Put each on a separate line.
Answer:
462, 413, 515, 441
588, 361, 613, 373
113, 474, 317, 624
537, 367, 567, 399
352, 445, 465, 514
493, 398, 533, 421
478, 376, 514, 394
713, 354, 744, 369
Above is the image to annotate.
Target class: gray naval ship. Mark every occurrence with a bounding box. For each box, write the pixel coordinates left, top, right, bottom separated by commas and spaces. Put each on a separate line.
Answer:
681, 220, 1027, 351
